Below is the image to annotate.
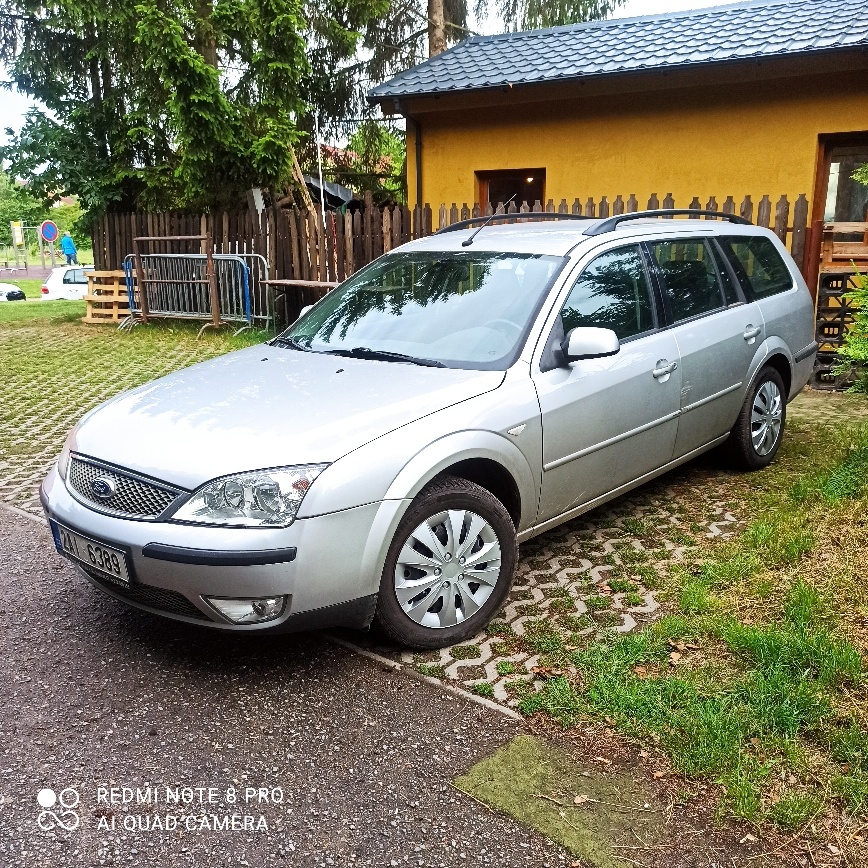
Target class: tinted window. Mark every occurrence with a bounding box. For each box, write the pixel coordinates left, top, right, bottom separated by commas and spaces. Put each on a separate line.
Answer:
560, 246, 655, 341
649, 240, 723, 322
718, 236, 793, 299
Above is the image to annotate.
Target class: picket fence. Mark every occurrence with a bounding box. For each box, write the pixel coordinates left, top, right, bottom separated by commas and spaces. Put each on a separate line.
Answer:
92, 191, 812, 284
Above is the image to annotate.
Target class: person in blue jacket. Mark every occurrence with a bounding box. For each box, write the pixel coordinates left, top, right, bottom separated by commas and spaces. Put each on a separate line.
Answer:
61, 231, 79, 265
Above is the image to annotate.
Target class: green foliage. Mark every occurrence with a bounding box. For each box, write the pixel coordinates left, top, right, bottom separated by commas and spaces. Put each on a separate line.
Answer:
833, 270, 868, 392
0, 0, 387, 213
0, 172, 88, 247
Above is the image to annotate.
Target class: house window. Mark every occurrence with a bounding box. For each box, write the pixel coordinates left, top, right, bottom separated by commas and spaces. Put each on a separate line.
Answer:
477, 169, 545, 210
822, 145, 868, 222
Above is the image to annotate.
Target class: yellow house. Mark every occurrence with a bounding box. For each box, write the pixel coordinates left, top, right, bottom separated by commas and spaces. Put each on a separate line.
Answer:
368, 0, 868, 234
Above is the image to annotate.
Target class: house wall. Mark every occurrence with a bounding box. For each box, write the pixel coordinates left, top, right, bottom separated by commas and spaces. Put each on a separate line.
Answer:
404, 68, 868, 215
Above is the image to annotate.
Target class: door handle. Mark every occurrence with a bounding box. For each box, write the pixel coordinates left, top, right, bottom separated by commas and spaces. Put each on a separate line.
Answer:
652, 360, 678, 379
743, 325, 762, 341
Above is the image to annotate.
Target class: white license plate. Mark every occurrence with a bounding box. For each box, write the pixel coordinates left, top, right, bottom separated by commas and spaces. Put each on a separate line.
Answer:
57, 524, 131, 585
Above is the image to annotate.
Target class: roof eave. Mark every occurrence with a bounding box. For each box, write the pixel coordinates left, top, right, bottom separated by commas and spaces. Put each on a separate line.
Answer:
367, 43, 868, 108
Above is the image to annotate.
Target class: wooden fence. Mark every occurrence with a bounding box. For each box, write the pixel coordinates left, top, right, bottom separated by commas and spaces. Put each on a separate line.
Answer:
92, 191, 812, 283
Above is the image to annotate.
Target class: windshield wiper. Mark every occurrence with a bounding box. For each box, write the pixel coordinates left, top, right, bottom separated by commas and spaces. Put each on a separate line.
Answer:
324, 347, 446, 367
270, 336, 310, 352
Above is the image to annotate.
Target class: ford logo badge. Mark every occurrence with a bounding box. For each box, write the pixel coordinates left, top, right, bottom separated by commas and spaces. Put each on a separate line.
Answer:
90, 476, 117, 500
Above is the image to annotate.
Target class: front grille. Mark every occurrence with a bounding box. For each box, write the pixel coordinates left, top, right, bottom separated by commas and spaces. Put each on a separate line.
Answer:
84, 567, 210, 621
68, 455, 182, 519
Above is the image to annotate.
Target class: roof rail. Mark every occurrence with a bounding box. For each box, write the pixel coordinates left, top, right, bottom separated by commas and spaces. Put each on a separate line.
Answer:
584, 209, 751, 236
434, 213, 593, 234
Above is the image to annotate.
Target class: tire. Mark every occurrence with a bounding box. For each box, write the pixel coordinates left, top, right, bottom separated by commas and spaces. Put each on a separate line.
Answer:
374, 475, 518, 649
724, 366, 787, 471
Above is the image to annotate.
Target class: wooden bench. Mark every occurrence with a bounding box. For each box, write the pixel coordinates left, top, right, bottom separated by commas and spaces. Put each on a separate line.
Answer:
82, 271, 131, 324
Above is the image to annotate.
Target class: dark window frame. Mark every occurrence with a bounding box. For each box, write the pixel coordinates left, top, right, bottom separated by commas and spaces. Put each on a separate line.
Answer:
715, 235, 794, 302
642, 238, 727, 328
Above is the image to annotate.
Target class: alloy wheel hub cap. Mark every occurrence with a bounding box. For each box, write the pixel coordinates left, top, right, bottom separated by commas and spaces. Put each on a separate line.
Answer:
393, 509, 502, 630
751, 380, 783, 456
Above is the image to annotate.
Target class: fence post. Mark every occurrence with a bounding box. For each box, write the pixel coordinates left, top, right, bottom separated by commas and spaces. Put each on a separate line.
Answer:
757, 195, 772, 228
363, 191, 374, 263
774, 195, 790, 242
571, 198, 582, 215
740, 195, 753, 223
584, 198, 595, 217
722, 195, 735, 215
790, 193, 809, 268
662, 193, 674, 213
626, 194, 638, 212
647, 193, 659, 210
598, 196, 610, 218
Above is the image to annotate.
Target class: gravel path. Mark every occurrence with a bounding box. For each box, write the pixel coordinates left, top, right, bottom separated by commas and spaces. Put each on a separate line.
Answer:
0, 510, 568, 867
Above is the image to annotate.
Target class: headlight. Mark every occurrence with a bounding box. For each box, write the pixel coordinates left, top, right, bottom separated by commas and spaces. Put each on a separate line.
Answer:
169, 464, 327, 528
57, 429, 77, 480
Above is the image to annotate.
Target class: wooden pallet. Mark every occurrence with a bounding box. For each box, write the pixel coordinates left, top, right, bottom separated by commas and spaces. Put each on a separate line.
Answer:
82, 271, 131, 324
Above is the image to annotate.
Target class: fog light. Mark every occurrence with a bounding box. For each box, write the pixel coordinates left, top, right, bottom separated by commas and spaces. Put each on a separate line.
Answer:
206, 595, 287, 624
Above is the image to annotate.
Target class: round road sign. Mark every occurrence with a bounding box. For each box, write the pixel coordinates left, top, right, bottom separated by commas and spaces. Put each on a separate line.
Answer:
40, 220, 59, 243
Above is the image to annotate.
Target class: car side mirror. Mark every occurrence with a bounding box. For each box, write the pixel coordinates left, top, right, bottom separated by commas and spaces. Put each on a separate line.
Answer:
562, 327, 620, 363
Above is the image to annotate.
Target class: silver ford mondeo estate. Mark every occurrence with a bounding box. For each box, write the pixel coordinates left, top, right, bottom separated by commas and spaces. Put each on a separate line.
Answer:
41, 211, 817, 648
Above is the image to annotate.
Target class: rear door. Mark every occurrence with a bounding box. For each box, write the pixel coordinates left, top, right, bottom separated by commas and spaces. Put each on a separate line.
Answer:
717, 235, 815, 380
645, 237, 764, 458
533, 243, 681, 523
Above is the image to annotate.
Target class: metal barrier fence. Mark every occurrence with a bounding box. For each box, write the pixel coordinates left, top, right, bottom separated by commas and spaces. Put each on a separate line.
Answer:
122, 253, 254, 329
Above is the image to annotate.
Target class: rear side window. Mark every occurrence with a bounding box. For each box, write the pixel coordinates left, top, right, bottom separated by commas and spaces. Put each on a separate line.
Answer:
648, 239, 723, 322
718, 236, 793, 299
561, 245, 655, 341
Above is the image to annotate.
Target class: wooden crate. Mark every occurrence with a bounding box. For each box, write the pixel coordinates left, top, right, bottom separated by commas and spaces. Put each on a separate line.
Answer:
82, 270, 130, 324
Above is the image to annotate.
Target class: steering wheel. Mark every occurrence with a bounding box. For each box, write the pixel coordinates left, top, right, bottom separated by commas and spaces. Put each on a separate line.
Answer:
486, 319, 522, 339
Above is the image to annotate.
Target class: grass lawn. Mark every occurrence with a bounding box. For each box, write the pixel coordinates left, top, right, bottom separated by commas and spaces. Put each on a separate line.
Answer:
518, 406, 868, 842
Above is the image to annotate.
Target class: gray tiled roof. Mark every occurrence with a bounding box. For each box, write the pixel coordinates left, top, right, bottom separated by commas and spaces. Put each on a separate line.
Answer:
368, 0, 868, 102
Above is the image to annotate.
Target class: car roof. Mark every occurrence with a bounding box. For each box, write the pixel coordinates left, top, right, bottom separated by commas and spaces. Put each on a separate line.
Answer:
399, 218, 777, 257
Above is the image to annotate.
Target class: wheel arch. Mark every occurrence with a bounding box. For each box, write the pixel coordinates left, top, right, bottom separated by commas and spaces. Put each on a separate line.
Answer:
748, 339, 794, 400
382, 432, 537, 531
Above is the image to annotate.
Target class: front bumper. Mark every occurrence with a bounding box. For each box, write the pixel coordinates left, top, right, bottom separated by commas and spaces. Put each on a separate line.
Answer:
41, 465, 407, 632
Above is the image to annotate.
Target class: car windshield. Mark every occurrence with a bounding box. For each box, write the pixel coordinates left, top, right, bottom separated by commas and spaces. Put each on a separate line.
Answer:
275, 251, 563, 369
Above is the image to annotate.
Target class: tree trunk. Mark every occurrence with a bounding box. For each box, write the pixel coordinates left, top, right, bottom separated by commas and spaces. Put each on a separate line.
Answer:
428, 0, 446, 57
195, 0, 218, 67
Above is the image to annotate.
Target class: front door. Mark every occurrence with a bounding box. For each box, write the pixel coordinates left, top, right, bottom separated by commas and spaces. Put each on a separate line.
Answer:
646, 237, 763, 458
534, 244, 681, 523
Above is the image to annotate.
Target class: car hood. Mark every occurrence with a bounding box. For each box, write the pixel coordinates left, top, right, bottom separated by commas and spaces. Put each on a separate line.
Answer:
71, 345, 505, 490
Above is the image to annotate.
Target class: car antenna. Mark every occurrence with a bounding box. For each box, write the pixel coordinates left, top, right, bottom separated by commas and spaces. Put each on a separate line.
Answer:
461, 195, 517, 247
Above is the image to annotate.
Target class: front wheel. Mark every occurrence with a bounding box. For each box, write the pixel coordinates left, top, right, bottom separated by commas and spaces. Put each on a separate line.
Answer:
724, 366, 787, 470
374, 475, 517, 649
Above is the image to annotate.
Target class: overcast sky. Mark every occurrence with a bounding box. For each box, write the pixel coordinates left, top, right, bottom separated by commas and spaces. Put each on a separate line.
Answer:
0, 0, 738, 145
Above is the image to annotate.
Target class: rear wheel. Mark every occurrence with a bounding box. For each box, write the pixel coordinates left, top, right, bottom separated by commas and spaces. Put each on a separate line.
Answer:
374, 475, 517, 649
724, 366, 787, 470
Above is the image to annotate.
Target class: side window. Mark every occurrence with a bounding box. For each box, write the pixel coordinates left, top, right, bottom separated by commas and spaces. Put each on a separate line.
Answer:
649, 239, 724, 322
75, 270, 88, 284
718, 236, 793, 299
560, 245, 655, 341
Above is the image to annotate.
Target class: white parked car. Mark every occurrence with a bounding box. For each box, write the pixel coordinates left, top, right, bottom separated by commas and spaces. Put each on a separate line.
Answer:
41, 265, 93, 300
0, 282, 27, 301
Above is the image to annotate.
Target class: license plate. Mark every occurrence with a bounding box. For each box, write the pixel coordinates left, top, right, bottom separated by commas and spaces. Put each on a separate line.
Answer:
55, 524, 131, 586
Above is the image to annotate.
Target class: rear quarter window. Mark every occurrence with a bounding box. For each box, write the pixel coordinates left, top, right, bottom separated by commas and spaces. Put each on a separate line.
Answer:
718, 236, 793, 299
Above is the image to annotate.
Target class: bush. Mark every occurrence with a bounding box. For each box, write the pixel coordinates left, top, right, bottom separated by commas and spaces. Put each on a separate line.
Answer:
833, 269, 868, 392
